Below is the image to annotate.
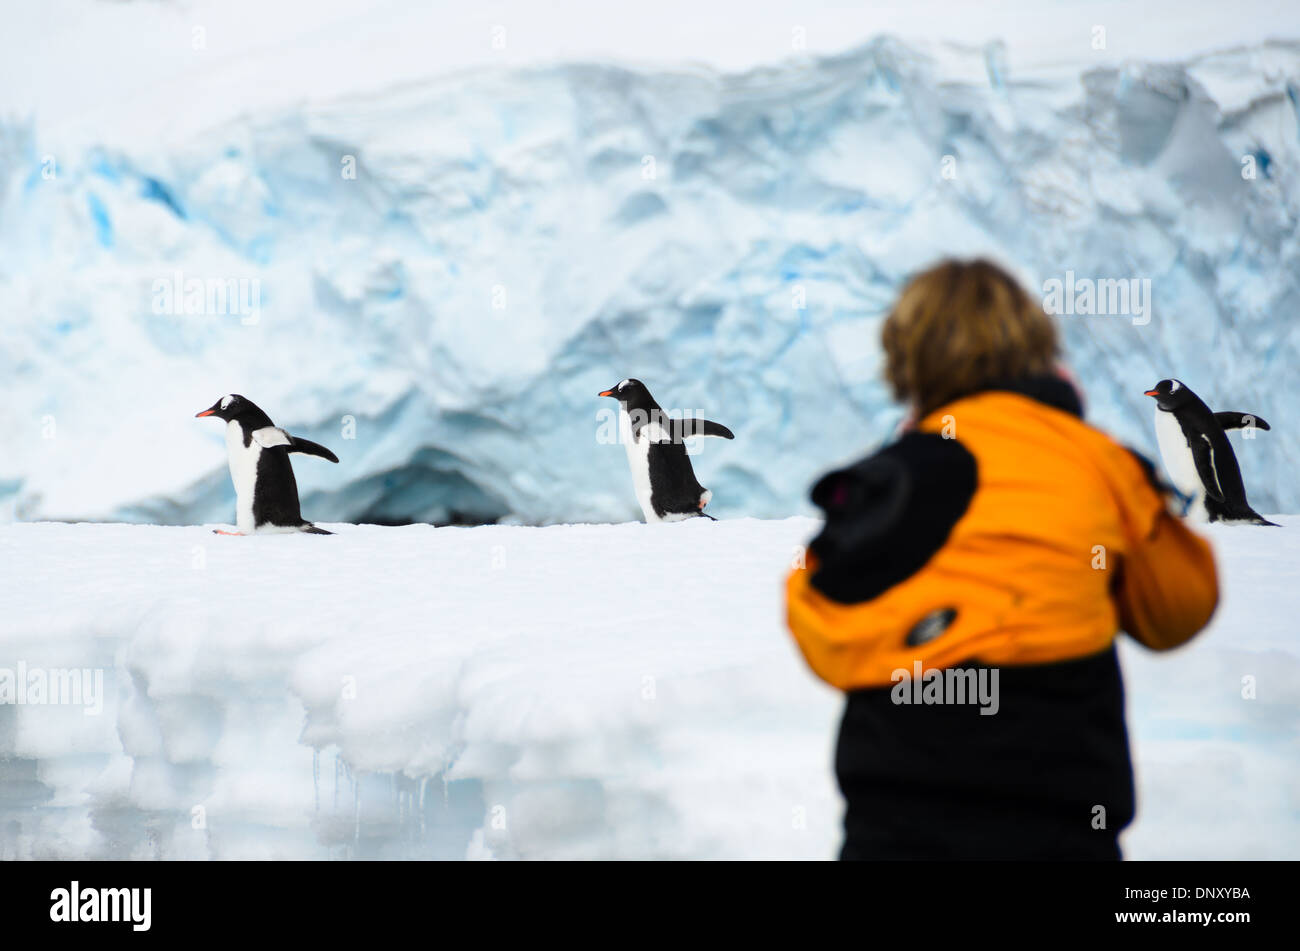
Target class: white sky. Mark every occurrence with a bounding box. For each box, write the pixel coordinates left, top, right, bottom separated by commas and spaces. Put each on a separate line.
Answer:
1, 0, 1298, 150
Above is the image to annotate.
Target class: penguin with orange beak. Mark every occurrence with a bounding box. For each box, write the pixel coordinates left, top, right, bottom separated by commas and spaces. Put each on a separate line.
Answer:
599, 379, 734, 522
1143, 378, 1275, 525
195, 394, 338, 535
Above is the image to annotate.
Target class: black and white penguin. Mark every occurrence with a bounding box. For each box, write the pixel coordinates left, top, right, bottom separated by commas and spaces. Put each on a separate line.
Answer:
1143, 379, 1276, 526
195, 394, 339, 535
599, 379, 734, 522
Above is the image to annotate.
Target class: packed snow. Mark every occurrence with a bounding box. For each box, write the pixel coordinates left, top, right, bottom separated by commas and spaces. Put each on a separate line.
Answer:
2, 33, 1299, 527
0, 516, 1295, 860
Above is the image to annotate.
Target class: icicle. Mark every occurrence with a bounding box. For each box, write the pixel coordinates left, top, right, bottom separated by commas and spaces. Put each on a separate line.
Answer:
312, 749, 320, 814
333, 752, 341, 810
418, 777, 428, 839
353, 774, 361, 851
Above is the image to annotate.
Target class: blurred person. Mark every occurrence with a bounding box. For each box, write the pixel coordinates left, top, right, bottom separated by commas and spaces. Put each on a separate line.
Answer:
786, 259, 1219, 860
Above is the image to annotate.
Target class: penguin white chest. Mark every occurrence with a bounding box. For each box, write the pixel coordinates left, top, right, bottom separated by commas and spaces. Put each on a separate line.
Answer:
619, 410, 660, 523
225, 421, 262, 533
1152, 406, 1208, 519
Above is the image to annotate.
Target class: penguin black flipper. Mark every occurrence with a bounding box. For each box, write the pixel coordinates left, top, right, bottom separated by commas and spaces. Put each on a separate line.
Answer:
671, 418, 735, 441
1214, 412, 1271, 432
1189, 436, 1226, 502
289, 436, 340, 463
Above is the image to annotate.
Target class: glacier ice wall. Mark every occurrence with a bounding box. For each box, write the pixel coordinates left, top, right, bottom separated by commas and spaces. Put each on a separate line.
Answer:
1, 38, 1298, 525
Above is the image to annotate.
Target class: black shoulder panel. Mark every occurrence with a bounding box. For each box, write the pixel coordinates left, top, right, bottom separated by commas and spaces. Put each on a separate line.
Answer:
808, 432, 977, 604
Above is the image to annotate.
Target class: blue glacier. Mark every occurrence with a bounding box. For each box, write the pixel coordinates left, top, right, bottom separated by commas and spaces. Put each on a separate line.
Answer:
1, 37, 1297, 526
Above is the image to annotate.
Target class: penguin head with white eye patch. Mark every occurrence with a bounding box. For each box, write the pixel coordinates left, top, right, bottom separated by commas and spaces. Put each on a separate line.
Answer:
598, 378, 658, 412
1143, 379, 1191, 412
195, 394, 260, 422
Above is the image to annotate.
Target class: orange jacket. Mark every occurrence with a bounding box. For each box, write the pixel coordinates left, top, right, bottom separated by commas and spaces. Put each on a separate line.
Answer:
787, 390, 1219, 690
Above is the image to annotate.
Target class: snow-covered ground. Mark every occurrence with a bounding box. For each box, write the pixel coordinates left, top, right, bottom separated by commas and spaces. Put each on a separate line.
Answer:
0, 516, 1295, 860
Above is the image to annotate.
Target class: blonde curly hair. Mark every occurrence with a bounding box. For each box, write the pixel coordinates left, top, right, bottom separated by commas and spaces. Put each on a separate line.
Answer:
882, 259, 1060, 419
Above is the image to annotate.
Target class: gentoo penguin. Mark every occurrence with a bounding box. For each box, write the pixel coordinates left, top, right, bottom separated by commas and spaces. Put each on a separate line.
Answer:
599, 379, 734, 522
195, 394, 339, 535
1143, 379, 1276, 525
